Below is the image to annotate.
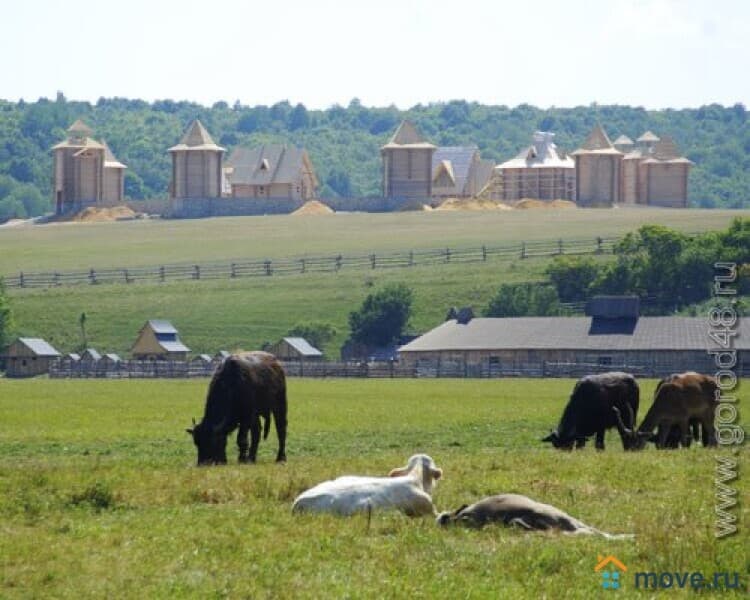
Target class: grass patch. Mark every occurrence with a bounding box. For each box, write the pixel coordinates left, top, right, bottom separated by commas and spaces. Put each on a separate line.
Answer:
0, 378, 746, 598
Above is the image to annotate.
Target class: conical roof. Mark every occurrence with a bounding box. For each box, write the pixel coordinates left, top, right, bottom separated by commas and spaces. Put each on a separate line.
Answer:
613, 134, 634, 146
168, 119, 226, 153
637, 130, 660, 143
102, 140, 127, 169
381, 120, 436, 150
571, 124, 621, 155
68, 119, 93, 136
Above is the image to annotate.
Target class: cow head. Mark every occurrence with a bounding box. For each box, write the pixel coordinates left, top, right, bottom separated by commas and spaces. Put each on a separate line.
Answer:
541, 430, 575, 450
612, 406, 649, 450
186, 418, 228, 465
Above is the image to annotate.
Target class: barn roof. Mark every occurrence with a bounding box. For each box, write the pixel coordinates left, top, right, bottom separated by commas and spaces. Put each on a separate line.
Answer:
283, 337, 323, 357
399, 316, 750, 353
225, 145, 315, 186
498, 132, 574, 169
381, 120, 436, 150
168, 120, 225, 153
15, 338, 61, 357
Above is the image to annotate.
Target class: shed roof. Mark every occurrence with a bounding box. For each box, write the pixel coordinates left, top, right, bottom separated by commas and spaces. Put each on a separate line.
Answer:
147, 320, 178, 334
613, 134, 634, 146
225, 145, 316, 186
283, 337, 323, 357
14, 338, 61, 357
68, 119, 93, 136
103, 353, 122, 362
82, 348, 102, 361
168, 120, 225, 153
381, 120, 436, 150
399, 316, 750, 353
158, 340, 191, 353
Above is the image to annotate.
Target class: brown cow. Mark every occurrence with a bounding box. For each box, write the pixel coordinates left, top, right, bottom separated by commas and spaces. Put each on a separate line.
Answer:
613, 372, 717, 450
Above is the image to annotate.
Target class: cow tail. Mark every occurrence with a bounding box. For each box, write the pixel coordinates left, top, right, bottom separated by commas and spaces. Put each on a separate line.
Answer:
263, 413, 271, 439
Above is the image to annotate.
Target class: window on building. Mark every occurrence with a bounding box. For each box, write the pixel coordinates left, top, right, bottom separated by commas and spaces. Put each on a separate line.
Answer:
489, 356, 500, 365
598, 356, 613, 366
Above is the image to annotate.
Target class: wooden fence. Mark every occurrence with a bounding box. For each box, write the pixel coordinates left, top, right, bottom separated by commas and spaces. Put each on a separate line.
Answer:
47, 358, 675, 380
4, 235, 618, 289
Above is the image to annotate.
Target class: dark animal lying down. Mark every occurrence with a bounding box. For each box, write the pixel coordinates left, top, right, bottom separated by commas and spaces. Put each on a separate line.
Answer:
437, 494, 633, 539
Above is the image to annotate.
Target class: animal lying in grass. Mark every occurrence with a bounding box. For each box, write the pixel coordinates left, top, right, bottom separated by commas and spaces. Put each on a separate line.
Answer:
437, 494, 633, 539
292, 454, 442, 516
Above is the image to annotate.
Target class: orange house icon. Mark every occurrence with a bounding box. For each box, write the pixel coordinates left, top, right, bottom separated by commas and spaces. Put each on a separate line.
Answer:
595, 555, 627, 572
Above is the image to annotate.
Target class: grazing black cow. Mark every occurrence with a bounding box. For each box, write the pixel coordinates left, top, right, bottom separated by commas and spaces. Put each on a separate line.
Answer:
186, 351, 287, 465
542, 372, 639, 450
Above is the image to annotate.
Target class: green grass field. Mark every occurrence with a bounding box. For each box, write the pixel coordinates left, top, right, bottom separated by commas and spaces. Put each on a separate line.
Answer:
4, 208, 748, 357
1, 208, 746, 274
0, 378, 746, 598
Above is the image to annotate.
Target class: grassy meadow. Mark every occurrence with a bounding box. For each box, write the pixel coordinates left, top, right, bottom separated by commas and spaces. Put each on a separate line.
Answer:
0, 377, 747, 598
4, 208, 749, 357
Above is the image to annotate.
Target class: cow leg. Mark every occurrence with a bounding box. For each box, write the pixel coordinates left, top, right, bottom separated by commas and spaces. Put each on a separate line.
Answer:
594, 430, 605, 451
656, 423, 671, 449
575, 437, 586, 449
702, 418, 717, 447
248, 416, 261, 463
237, 423, 250, 463
273, 390, 288, 463
677, 419, 691, 448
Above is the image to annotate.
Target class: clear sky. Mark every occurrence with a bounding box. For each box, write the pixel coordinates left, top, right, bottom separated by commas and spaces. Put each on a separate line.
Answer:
2, 0, 747, 109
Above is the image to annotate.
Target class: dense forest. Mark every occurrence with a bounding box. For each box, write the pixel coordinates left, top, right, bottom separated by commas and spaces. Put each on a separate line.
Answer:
0, 93, 749, 219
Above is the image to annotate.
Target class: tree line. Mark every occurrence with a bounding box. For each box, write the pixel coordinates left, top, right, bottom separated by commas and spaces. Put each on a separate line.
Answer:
1, 94, 749, 220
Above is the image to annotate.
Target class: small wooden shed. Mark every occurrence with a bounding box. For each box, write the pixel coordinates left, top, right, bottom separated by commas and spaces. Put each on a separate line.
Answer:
131, 320, 190, 361
4, 338, 61, 377
80, 348, 102, 364
269, 337, 323, 361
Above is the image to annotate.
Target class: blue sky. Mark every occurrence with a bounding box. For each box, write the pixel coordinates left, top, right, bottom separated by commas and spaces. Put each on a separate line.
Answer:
1, 0, 747, 109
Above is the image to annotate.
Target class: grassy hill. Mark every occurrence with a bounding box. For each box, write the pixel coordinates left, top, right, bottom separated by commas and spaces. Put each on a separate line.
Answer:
3, 208, 747, 357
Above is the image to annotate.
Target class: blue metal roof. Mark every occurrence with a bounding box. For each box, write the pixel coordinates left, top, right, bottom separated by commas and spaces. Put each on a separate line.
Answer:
158, 340, 190, 353
18, 338, 60, 357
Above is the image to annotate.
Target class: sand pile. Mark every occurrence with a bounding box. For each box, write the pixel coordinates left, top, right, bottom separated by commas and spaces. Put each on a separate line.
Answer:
292, 200, 334, 216
398, 199, 434, 211
435, 197, 507, 211
68, 206, 139, 222
515, 198, 577, 209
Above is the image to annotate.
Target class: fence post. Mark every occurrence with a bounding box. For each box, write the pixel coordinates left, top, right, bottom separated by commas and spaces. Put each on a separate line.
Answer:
482, 245, 487, 261
230, 263, 236, 278
123, 269, 130, 284
370, 254, 376, 269
409, 250, 414, 266
596, 236, 603, 254
193, 265, 200, 280
300, 258, 306, 273
557, 239, 563, 255
19, 272, 24, 288
89, 269, 97, 284
54, 272, 60, 286
264, 260, 272, 276
520, 242, 527, 259
445, 247, 451, 263
159, 266, 165, 282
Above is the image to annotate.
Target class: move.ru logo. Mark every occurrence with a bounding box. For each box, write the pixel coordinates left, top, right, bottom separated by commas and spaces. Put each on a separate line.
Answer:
595, 555, 628, 591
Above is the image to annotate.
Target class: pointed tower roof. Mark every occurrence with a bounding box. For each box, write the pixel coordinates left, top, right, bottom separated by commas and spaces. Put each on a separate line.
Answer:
613, 134, 634, 146
102, 140, 127, 169
571, 124, 622, 155
637, 130, 660, 143
68, 119, 93, 136
640, 135, 693, 165
168, 119, 226, 153
381, 120, 436, 150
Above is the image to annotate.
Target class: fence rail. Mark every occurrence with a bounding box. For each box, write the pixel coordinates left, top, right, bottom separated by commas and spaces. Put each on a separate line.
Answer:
4, 235, 620, 289
46, 358, 705, 380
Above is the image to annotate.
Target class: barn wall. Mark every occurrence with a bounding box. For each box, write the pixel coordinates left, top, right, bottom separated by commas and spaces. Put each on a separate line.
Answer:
645, 164, 689, 207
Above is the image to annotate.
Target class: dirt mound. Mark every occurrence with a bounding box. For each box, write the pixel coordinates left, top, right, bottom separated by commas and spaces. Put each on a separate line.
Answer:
398, 199, 434, 211
515, 198, 577, 209
68, 206, 138, 222
435, 198, 506, 211
292, 200, 334, 216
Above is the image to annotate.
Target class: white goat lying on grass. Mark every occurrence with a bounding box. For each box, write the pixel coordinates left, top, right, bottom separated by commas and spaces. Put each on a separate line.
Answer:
292, 454, 442, 516
437, 494, 634, 539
